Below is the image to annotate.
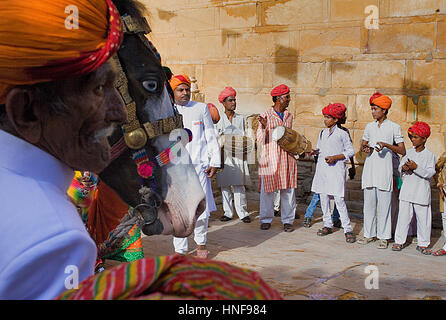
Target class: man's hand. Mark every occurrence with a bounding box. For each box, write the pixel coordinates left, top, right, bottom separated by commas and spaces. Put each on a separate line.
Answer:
205, 166, 217, 178
406, 159, 418, 171
361, 143, 373, 154
258, 115, 267, 129
325, 156, 337, 165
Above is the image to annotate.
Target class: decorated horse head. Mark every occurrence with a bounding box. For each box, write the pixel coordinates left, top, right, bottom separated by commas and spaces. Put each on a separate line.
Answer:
99, 0, 205, 238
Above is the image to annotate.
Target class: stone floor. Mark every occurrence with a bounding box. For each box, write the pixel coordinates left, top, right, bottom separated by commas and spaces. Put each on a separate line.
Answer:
104, 197, 446, 300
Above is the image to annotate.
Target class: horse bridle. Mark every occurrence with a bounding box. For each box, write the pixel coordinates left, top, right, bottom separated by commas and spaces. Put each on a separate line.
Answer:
109, 14, 187, 233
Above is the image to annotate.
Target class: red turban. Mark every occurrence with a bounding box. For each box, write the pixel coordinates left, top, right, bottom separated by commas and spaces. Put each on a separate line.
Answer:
322, 103, 346, 119
408, 121, 431, 139
271, 84, 290, 97
169, 74, 191, 91
370, 92, 392, 110
218, 87, 236, 103
207, 103, 220, 124
0, 0, 123, 104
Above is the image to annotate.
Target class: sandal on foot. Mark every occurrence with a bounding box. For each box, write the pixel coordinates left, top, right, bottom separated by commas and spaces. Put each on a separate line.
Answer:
260, 223, 271, 230
432, 249, 446, 256
376, 239, 388, 249
416, 246, 432, 255
302, 217, 311, 228
284, 223, 295, 232
196, 249, 209, 259
317, 227, 333, 236
357, 237, 375, 245
242, 216, 251, 223
392, 243, 403, 251
345, 232, 356, 243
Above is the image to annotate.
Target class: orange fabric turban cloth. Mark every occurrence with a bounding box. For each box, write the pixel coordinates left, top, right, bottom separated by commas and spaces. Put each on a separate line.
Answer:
0, 0, 123, 104
369, 92, 392, 110
206, 103, 220, 124
218, 87, 236, 103
271, 84, 290, 97
322, 103, 346, 119
169, 74, 191, 91
408, 121, 431, 138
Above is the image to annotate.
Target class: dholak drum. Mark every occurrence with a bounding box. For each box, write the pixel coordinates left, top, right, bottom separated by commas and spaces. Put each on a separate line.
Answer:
218, 134, 254, 158
271, 126, 312, 156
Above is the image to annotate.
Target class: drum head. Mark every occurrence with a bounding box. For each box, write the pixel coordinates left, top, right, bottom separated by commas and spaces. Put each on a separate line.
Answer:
272, 126, 285, 141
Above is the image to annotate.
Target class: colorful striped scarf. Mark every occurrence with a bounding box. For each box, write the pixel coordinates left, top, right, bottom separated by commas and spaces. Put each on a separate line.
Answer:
56, 255, 282, 300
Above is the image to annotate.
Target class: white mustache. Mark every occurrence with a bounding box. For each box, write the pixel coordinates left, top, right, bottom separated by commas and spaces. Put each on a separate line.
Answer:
92, 125, 116, 142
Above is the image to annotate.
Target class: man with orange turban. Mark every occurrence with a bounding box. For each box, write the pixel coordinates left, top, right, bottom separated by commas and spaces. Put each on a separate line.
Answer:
257, 84, 298, 232
0, 0, 127, 299
215, 87, 252, 224
170, 74, 221, 258
358, 92, 406, 249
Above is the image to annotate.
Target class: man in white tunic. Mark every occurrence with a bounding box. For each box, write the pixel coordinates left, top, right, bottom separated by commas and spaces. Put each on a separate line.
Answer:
170, 74, 221, 258
359, 93, 406, 249
433, 151, 446, 256
215, 87, 252, 223
310, 103, 356, 243
0, 0, 127, 299
392, 122, 436, 254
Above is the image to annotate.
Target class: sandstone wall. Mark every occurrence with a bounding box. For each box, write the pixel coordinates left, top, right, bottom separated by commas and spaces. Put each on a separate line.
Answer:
143, 0, 446, 160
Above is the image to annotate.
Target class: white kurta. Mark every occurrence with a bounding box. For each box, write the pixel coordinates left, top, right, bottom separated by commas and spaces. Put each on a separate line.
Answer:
0, 130, 96, 299
361, 119, 404, 191
398, 147, 437, 206
311, 125, 355, 198
215, 112, 251, 187
175, 101, 221, 212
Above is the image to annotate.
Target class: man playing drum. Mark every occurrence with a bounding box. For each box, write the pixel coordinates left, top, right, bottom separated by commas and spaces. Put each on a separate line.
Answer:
215, 87, 252, 223
256, 84, 298, 232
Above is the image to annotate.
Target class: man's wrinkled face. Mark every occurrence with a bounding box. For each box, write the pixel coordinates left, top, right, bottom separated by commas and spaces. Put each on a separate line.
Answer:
40, 61, 127, 173
222, 96, 236, 112
174, 84, 191, 106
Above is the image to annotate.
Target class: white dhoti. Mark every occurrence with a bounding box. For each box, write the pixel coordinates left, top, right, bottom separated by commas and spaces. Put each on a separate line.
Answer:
320, 193, 352, 233
221, 185, 249, 220
394, 200, 432, 248
259, 178, 295, 225
363, 187, 393, 239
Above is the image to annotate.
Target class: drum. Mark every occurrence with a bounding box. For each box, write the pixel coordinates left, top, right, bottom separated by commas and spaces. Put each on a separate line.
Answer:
271, 126, 312, 156
218, 134, 255, 158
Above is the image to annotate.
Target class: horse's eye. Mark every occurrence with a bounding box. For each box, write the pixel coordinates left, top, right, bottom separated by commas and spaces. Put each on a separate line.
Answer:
142, 80, 158, 93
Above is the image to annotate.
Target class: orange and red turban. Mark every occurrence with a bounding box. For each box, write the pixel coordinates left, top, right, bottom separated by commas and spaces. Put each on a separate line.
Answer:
271, 84, 290, 97
169, 74, 191, 91
322, 103, 346, 119
206, 103, 220, 124
0, 0, 123, 104
408, 121, 431, 139
369, 92, 392, 110
218, 87, 236, 103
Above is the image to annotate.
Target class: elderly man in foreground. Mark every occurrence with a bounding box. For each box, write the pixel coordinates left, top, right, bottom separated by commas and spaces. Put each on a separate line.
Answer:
0, 0, 127, 299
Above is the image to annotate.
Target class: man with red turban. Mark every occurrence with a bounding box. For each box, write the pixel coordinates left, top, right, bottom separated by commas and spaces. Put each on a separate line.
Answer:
310, 104, 356, 242
392, 122, 437, 255
0, 0, 127, 299
215, 87, 252, 224
170, 74, 221, 259
257, 84, 298, 232
358, 92, 406, 249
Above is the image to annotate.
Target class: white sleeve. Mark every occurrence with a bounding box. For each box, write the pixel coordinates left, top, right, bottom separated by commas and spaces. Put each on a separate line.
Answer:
0, 230, 96, 300
393, 123, 404, 144
362, 123, 370, 142
342, 131, 355, 161
203, 105, 221, 168
413, 153, 437, 179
